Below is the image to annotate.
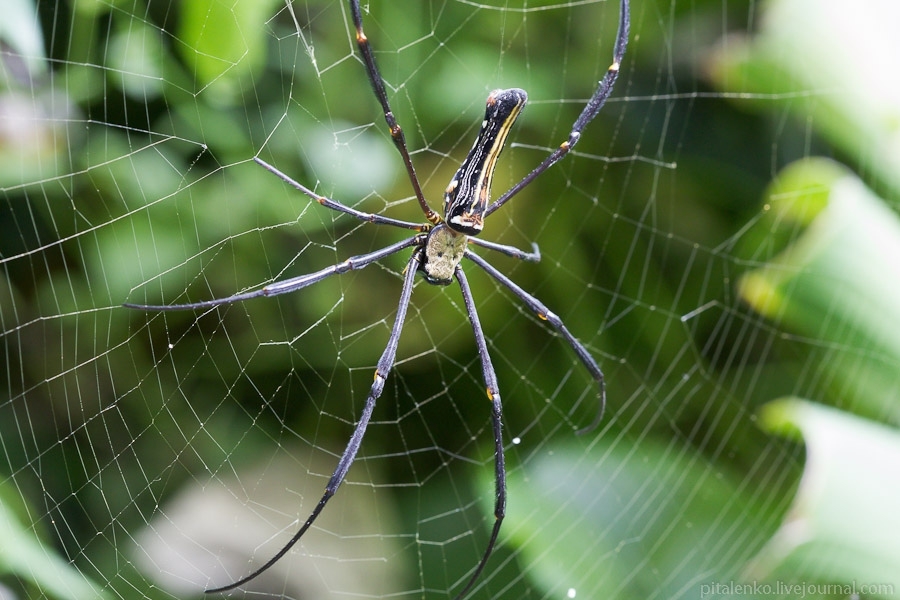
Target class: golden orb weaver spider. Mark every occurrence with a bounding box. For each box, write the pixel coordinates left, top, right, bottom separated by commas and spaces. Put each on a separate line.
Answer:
126, 0, 629, 596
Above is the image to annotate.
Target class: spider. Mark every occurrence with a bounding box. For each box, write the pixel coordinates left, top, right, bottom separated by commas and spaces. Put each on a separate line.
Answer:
126, 0, 628, 596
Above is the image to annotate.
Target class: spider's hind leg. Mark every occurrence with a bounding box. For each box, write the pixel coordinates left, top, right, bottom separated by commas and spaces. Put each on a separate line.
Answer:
205, 251, 423, 594
452, 265, 507, 600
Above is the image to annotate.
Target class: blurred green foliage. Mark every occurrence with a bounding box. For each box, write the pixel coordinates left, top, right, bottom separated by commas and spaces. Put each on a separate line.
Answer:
2, 0, 898, 598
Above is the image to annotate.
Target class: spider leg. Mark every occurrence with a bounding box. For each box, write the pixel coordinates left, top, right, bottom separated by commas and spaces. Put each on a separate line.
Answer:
124, 235, 421, 312
453, 266, 506, 600
255, 157, 426, 232
348, 0, 441, 226
484, 0, 629, 218
464, 250, 606, 434
206, 251, 421, 594
468, 237, 540, 262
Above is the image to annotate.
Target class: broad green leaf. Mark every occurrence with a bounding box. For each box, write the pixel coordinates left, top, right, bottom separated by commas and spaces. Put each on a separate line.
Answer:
708, 0, 900, 197
0, 481, 110, 599
738, 158, 900, 422
490, 437, 776, 599
752, 398, 900, 593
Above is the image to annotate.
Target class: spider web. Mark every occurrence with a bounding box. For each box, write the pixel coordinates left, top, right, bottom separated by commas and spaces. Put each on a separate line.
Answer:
3, 0, 898, 599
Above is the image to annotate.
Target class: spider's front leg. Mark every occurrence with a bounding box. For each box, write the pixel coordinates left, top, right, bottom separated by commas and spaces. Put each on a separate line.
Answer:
485, 0, 630, 218
347, 0, 439, 225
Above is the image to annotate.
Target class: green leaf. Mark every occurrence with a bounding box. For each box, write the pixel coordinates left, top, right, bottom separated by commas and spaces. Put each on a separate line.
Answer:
753, 398, 900, 593
177, 0, 280, 104
490, 437, 776, 599
0, 0, 46, 83
107, 21, 166, 100
737, 158, 900, 422
0, 481, 110, 599
707, 0, 900, 197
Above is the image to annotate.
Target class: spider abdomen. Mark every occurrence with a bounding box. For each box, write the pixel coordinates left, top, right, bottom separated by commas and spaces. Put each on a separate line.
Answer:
444, 88, 527, 236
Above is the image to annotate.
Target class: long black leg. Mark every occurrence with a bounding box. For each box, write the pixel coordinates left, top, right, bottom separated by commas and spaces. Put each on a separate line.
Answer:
206, 251, 421, 594
464, 250, 606, 434
124, 236, 422, 312
453, 266, 506, 600
347, 0, 441, 226
254, 157, 427, 232
485, 0, 630, 218
468, 237, 541, 262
